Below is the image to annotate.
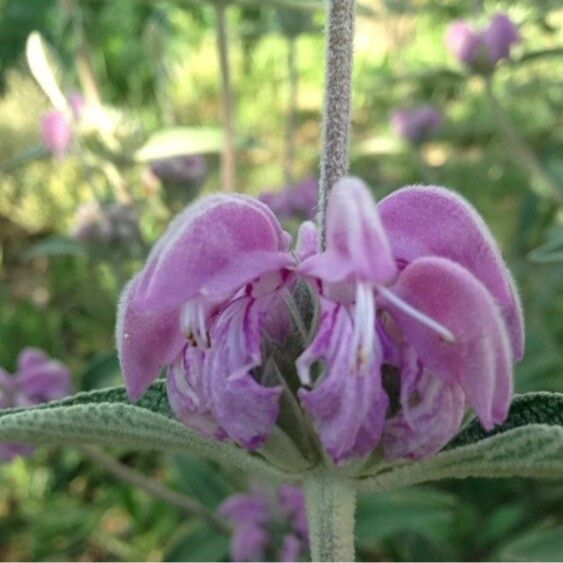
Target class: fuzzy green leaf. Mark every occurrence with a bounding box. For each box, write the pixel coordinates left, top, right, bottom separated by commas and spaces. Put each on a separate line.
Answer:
448, 392, 563, 448
357, 393, 563, 491
0, 382, 291, 480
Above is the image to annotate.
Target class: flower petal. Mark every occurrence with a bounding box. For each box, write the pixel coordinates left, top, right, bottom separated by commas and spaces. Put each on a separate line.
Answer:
378, 185, 524, 359
446, 21, 481, 66
116, 275, 184, 400
17, 348, 50, 372
231, 525, 270, 562
204, 297, 282, 449
16, 358, 71, 404
383, 256, 513, 430
280, 535, 303, 562
297, 300, 388, 463
219, 492, 271, 524
300, 178, 397, 285
166, 346, 226, 441
382, 347, 465, 460
134, 194, 294, 311
295, 220, 318, 262
484, 13, 520, 63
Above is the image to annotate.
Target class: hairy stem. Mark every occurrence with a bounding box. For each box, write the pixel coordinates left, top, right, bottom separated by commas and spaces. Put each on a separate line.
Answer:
81, 446, 230, 534
215, 3, 236, 192
317, 0, 356, 249
485, 79, 563, 206
284, 35, 298, 185
304, 471, 356, 562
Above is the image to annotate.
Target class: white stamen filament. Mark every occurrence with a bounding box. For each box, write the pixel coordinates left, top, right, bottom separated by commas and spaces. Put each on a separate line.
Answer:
351, 282, 376, 372
376, 285, 455, 344
181, 301, 209, 348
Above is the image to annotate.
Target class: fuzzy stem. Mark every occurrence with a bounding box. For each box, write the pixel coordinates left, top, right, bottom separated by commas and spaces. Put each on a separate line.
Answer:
317, 0, 356, 249
81, 446, 230, 534
284, 35, 299, 185
485, 79, 563, 206
215, 3, 236, 192
304, 472, 356, 562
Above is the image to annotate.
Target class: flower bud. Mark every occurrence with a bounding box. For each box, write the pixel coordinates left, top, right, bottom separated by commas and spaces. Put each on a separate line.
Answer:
41, 110, 72, 157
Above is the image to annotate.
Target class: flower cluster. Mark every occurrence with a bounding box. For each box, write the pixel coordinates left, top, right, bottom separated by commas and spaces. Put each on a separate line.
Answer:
259, 177, 318, 221
117, 178, 523, 464
446, 13, 520, 73
0, 348, 71, 461
71, 201, 142, 247
219, 484, 308, 562
391, 105, 443, 144
150, 155, 207, 188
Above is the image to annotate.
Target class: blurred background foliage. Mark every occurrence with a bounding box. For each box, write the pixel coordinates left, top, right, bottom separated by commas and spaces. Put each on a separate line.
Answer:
0, 0, 562, 560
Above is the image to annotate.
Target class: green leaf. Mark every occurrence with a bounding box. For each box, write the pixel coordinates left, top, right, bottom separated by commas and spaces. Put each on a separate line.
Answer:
135, 127, 224, 162
80, 353, 122, 391
357, 393, 563, 491
528, 228, 563, 263
497, 525, 563, 562
0, 145, 49, 173
0, 382, 292, 480
22, 236, 86, 260
356, 487, 455, 545
173, 453, 233, 509
448, 392, 563, 448
165, 521, 229, 562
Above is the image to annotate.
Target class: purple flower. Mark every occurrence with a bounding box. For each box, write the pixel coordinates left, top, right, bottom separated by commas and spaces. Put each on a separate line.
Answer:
446, 13, 520, 72
298, 178, 523, 462
41, 110, 72, 157
259, 177, 318, 221
391, 106, 443, 144
71, 201, 141, 247
0, 348, 72, 461
117, 194, 297, 450
118, 176, 523, 465
278, 484, 308, 538
219, 485, 308, 562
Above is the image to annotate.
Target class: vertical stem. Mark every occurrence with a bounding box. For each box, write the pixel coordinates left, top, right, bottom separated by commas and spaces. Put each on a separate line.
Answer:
317, 0, 356, 249
304, 472, 356, 562
284, 35, 298, 185
59, 0, 102, 105
215, 2, 236, 192
485, 79, 563, 206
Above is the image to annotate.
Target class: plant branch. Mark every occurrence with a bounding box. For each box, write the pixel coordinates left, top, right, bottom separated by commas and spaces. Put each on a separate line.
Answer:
215, 2, 236, 192
304, 471, 356, 562
317, 0, 356, 249
81, 445, 230, 534
485, 79, 563, 206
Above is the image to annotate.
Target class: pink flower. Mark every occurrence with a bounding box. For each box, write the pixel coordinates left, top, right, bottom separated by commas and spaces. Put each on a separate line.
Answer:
117, 177, 524, 465
117, 194, 298, 449
391, 105, 443, 144
298, 178, 523, 462
259, 177, 318, 221
41, 110, 72, 157
0, 348, 72, 461
446, 13, 520, 72
219, 485, 308, 562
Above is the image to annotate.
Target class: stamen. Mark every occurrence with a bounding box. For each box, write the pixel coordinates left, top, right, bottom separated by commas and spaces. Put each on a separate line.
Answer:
376, 285, 455, 344
181, 301, 209, 348
351, 283, 376, 373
